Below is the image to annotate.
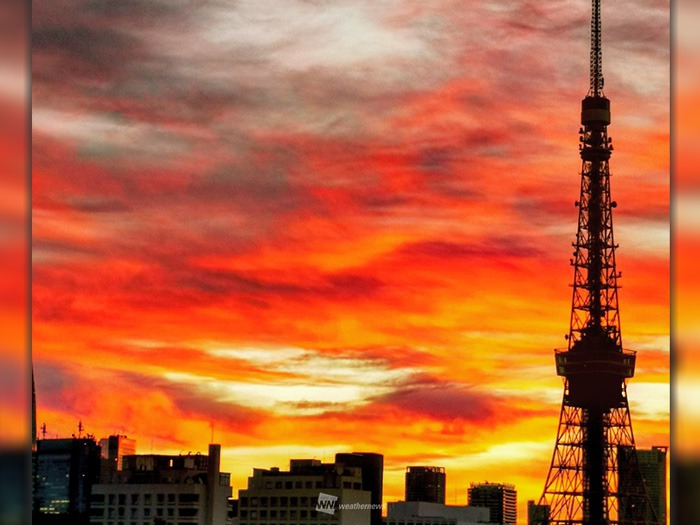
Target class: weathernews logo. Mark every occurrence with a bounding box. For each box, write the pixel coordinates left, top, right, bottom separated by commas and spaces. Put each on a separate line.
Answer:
315, 493, 338, 515
315, 493, 383, 515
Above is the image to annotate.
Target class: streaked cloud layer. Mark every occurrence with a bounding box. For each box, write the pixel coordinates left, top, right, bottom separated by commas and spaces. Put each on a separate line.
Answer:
32, 0, 668, 521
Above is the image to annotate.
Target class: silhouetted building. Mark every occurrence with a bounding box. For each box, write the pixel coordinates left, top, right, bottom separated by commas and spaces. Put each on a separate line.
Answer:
335, 452, 384, 525
99, 435, 136, 471
33, 437, 101, 525
467, 482, 516, 525
676, 460, 700, 525
527, 500, 549, 525
385, 501, 489, 525
405, 466, 446, 504
618, 445, 667, 525
90, 444, 231, 525
238, 458, 372, 525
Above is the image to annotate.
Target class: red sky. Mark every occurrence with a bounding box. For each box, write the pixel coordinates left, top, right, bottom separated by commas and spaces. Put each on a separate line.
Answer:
31, 1, 669, 522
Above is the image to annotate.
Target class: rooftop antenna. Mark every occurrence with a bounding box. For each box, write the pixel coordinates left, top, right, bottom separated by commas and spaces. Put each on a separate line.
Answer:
77, 420, 84, 439
41, 422, 47, 440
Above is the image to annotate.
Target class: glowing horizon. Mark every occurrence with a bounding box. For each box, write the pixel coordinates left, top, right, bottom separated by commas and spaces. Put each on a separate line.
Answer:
32, 1, 669, 522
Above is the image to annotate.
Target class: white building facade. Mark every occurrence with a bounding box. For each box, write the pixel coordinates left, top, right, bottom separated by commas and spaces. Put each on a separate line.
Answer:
238, 459, 372, 525
89, 444, 231, 525
385, 501, 490, 525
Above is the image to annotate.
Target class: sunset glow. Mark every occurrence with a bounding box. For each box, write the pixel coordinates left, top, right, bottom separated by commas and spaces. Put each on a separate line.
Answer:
32, 1, 669, 522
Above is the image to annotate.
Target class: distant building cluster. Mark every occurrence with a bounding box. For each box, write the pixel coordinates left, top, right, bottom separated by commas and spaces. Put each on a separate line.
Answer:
31, 429, 667, 525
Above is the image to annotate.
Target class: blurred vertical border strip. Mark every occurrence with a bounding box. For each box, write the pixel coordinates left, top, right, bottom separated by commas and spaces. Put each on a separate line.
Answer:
674, 0, 700, 523
0, 0, 29, 523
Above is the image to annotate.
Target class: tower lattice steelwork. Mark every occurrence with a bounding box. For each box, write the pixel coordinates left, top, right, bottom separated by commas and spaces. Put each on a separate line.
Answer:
538, 1, 661, 524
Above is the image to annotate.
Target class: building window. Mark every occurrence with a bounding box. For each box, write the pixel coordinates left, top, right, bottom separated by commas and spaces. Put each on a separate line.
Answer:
130, 494, 139, 505
91, 494, 105, 504
353, 482, 361, 490
300, 497, 308, 506
270, 497, 277, 507
305, 481, 312, 489
343, 481, 351, 489
157, 493, 164, 505
250, 497, 259, 507
144, 494, 151, 506
178, 508, 198, 517
285, 481, 292, 489
275, 481, 282, 489
316, 481, 323, 488
118, 494, 126, 506
260, 497, 268, 506
295, 481, 302, 488
290, 497, 298, 507
167, 494, 175, 504
240, 497, 248, 507
179, 493, 199, 504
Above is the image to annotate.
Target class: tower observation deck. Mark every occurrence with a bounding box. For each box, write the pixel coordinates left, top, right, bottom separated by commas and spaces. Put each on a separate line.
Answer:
537, 1, 662, 524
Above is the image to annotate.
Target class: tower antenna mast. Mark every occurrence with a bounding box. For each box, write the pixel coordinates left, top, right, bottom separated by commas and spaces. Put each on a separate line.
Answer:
590, 0, 604, 97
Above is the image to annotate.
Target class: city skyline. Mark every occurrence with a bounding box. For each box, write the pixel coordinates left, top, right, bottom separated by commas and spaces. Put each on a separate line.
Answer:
32, 429, 669, 524
32, 1, 669, 523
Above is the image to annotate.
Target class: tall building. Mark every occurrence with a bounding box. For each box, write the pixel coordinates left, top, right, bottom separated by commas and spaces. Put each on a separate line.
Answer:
467, 482, 516, 525
98, 435, 136, 483
100, 435, 136, 471
527, 500, 549, 525
618, 445, 668, 525
335, 452, 384, 525
33, 437, 102, 524
405, 466, 446, 505
386, 501, 489, 525
89, 444, 231, 525
238, 458, 372, 525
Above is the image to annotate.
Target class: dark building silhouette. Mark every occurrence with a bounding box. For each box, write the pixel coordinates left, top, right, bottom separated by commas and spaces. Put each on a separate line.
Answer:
618, 445, 667, 525
676, 460, 700, 525
405, 466, 446, 504
527, 500, 549, 525
468, 482, 516, 525
98, 435, 136, 483
335, 452, 384, 525
33, 437, 101, 525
